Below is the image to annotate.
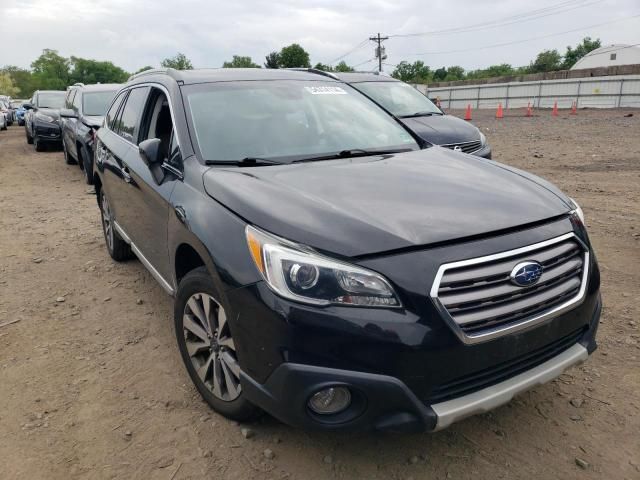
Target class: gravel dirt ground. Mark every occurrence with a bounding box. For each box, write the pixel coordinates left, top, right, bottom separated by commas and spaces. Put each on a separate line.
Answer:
1, 108, 639, 480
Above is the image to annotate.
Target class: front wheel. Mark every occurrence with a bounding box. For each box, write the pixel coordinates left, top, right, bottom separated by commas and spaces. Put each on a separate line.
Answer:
80, 146, 94, 185
174, 267, 260, 421
34, 135, 45, 152
99, 189, 132, 261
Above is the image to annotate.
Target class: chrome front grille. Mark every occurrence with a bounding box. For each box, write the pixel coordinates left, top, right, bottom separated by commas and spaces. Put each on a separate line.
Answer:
441, 140, 482, 154
430, 233, 589, 344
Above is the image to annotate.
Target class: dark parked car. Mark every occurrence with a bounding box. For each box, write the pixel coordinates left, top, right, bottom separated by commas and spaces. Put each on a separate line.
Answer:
333, 73, 492, 158
24, 90, 66, 151
60, 83, 120, 183
94, 68, 600, 432
11, 100, 26, 126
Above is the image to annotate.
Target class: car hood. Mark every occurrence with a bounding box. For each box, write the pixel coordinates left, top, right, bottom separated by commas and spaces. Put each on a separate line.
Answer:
36, 107, 61, 119
203, 148, 572, 257
82, 115, 104, 128
400, 114, 480, 145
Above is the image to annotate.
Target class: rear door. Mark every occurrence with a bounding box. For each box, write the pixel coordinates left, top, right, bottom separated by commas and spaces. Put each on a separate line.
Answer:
114, 87, 180, 284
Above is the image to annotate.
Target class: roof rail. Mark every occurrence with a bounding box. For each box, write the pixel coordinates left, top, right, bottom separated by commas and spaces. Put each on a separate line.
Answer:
127, 68, 174, 82
73, 82, 85, 87
285, 68, 339, 80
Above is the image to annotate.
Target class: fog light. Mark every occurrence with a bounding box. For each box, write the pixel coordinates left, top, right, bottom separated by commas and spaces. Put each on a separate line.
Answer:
308, 387, 351, 415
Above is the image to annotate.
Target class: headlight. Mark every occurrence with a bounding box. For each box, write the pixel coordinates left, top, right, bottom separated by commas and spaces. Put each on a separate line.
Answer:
246, 225, 401, 308
569, 197, 585, 224
479, 131, 486, 146
36, 113, 56, 123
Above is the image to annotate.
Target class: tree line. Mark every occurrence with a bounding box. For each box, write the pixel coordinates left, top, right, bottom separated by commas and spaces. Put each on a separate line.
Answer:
392, 37, 601, 83
0, 37, 601, 98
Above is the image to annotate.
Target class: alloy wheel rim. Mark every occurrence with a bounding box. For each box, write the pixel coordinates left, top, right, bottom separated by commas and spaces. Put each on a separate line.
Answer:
101, 194, 114, 252
183, 293, 241, 401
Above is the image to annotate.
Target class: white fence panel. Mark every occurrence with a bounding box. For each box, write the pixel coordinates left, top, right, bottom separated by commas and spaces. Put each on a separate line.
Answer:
421, 74, 640, 109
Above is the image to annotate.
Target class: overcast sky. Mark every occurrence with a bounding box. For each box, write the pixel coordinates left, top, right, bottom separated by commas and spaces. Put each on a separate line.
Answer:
1, 0, 638, 74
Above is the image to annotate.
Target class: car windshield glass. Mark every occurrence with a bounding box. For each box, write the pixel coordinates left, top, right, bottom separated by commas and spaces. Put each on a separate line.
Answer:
83, 90, 118, 116
353, 81, 441, 117
11, 101, 22, 108
183, 80, 418, 163
38, 92, 66, 109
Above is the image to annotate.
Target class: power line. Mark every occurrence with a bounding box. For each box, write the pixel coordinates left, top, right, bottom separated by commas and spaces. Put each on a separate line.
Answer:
389, 0, 601, 38
327, 39, 370, 65
408, 14, 640, 56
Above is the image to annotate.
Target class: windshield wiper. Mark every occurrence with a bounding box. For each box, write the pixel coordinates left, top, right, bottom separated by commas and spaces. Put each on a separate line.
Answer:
291, 148, 412, 163
399, 111, 442, 118
205, 157, 284, 167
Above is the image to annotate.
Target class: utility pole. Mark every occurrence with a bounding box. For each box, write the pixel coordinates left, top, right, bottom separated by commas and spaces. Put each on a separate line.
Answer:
369, 33, 388, 73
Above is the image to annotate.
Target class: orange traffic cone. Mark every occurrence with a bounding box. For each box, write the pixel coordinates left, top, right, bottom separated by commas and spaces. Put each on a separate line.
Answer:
570, 101, 577, 115
496, 103, 504, 119
526, 102, 532, 117
552, 101, 558, 117
464, 104, 472, 121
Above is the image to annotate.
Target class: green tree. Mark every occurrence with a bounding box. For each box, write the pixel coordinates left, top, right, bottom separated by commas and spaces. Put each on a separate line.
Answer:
278, 44, 311, 68
0, 66, 34, 97
433, 67, 447, 81
334, 61, 354, 72
529, 50, 562, 73
313, 62, 334, 71
31, 49, 70, 90
222, 55, 261, 68
391, 61, 431, 83
264, 51, 280, 69
0, 74, 20, 96
562, 37, 601, 69
69, 57, 129, 84
161, 53, 193, 70
445, 66, 465, 81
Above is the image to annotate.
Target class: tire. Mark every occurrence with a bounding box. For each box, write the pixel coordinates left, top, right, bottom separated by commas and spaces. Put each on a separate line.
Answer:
80, 146, 94, 185
26, 128, 33, 143
99, 189, 132, 262
34, 135, 45, 152
62, 140, 75, 165
174, 267, 260, 421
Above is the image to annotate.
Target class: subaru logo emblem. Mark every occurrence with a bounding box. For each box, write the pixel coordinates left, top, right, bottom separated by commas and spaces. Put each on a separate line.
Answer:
453, 146, 462, 152
510, 261, 543, 287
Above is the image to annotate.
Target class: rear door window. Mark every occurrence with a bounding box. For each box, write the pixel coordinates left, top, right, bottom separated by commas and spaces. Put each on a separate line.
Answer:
72, 90, 82, 111
105, 91, 127, 130
116, 87, 150, 143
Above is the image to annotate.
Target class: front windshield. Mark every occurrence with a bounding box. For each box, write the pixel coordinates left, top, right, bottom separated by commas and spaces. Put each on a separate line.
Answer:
37, 92, 65, 109
83, 90, 118, 116
354, 81, 441, 117
11, 101, 22, 108
184, 81, 418, 162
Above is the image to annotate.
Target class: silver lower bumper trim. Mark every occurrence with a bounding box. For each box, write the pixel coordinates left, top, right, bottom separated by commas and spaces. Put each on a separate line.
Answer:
431, 343, 588, 430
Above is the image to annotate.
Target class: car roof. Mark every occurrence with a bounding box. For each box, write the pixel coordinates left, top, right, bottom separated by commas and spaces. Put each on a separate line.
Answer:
128, 68, 342, 85
332, 72, 400, 83
71, 83, 122, 92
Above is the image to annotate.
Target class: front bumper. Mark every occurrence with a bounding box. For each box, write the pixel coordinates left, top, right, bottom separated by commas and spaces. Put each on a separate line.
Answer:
473, 143, 492, 159
34, 123, 61, 142
240, 298, 599, 432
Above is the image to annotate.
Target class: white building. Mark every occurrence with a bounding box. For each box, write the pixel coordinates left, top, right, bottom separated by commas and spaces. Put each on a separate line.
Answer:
571, 44, 640, 70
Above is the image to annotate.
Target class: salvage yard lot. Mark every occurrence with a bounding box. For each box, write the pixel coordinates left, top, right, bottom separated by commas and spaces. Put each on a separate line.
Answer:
0, 108, 638, 480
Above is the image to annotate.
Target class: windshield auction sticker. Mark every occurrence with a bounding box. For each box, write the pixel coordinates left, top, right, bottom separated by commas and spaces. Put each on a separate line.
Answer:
304, 86, 348, 95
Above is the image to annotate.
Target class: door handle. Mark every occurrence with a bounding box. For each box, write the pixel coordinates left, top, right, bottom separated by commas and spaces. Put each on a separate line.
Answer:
122, 165, 132, 183
174, 205, 187, 224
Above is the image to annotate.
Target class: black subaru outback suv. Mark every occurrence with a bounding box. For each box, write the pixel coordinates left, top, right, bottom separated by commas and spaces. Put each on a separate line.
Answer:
94, 68, 600, 432
60, 83, 120, 184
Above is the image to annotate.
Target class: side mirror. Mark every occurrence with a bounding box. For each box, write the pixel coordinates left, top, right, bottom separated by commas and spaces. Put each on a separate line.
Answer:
60, 108, 78, 119
23, 103, 33, 110
138, 138, 163, 166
